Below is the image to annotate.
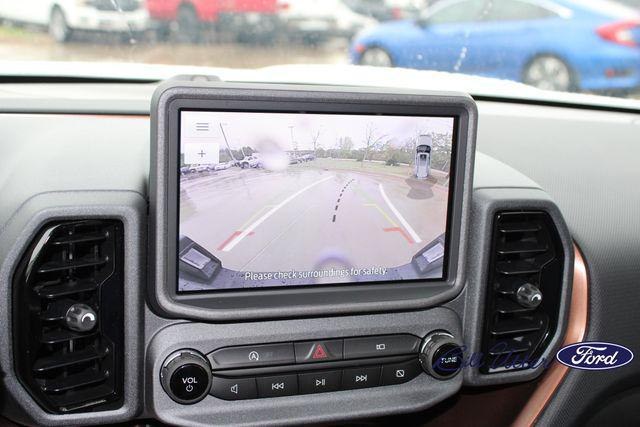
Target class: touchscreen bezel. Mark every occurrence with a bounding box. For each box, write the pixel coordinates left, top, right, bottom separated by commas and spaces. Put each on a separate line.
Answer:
150, 82, 476, 321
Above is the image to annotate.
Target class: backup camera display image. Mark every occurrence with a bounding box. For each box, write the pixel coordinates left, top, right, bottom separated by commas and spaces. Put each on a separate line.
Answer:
178, 110, 455, 292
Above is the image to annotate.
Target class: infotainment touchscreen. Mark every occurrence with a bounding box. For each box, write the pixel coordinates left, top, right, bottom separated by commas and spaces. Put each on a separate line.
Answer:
177, 110, 456, 292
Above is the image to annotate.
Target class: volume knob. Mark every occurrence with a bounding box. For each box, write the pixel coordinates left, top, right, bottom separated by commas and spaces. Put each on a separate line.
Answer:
161, 350, 212, 404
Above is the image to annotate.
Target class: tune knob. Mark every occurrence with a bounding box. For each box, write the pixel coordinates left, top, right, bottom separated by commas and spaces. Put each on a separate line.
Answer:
65, 303, 97, 332
161, 350, 212, 404
516, 282, 543, 308
419, 332, 464, 380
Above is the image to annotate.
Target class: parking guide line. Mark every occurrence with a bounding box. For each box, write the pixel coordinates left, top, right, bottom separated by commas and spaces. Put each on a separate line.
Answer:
378, 183, 422, 244
221, 175, 334, 252
331, 178, 355, 223
217, 231, 255, 251
240, 205, 274, 230
217, 231, 242, 251
383, 227, 414, 244
357, 183, 416, 245
216, 205, 273, 251
363, 203, 398, 227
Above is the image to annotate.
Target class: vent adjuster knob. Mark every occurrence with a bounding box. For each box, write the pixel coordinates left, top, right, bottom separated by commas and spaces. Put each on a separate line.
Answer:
516, 283, 543, 308
65, 303, 98, 332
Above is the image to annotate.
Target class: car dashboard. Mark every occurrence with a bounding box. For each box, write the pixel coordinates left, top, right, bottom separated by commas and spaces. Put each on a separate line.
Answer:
0, 80, 639, 427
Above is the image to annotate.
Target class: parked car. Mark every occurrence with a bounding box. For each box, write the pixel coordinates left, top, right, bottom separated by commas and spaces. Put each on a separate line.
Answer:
238, 155, 261, 168
0, 0, 149, 42
180, 166, 192, 175
280, 0, 377, 43
288, 155, 301, 164
146, 0, 282, 43
350, 0, 640, 92
213, 161, 233, 171
189, 164, 212, 173
343, 0, 428, 21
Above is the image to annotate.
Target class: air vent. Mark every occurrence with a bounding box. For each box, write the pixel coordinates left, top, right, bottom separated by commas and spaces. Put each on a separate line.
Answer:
13, 220, 124, 413
480, 211, 564, 373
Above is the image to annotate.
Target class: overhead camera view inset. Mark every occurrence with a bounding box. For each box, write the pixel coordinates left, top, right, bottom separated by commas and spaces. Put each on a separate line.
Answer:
178, 111, 455, 291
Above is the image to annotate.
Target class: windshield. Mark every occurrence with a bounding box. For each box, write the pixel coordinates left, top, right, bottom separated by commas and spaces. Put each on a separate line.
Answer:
1, 0, 639, 101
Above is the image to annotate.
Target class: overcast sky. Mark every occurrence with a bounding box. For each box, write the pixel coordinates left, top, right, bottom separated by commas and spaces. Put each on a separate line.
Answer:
181, 111, 454, 152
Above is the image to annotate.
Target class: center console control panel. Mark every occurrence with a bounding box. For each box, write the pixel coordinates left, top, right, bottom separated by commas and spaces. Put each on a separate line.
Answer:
161, 332, 463, 404
146, 83, 476, 425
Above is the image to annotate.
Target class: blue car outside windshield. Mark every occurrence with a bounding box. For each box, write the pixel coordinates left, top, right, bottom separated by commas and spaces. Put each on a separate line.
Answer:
351, 0, 640, 92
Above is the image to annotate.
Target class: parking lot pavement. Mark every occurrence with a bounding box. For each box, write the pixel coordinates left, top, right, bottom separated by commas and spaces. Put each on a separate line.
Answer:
0, 25, 347, 68
179, 163, 449, 282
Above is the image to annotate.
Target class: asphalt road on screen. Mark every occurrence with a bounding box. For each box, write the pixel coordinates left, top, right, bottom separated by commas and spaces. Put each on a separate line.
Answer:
179, 162, 449, 281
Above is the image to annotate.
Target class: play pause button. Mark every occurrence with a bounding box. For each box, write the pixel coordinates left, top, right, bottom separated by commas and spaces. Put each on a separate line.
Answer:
298, 370, 341, 394
342, 366, 381, 390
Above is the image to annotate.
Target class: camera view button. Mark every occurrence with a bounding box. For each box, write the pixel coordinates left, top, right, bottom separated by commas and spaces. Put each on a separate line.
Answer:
344, 334, 421, 359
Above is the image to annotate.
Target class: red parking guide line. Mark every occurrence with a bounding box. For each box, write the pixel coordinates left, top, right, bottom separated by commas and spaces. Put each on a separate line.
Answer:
383, 227, 414, 244
217, 230, 254, 251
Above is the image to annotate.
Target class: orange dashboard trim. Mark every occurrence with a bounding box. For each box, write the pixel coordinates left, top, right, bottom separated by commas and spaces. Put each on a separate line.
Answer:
511, 244, 589, 427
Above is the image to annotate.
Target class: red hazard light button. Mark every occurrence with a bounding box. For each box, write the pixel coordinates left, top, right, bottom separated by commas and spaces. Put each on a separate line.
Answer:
294, 340, 343, 363
312, 344, 328, 359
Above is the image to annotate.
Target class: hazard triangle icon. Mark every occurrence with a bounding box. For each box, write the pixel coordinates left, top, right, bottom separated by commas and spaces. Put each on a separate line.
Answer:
311, 344, 328, 359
